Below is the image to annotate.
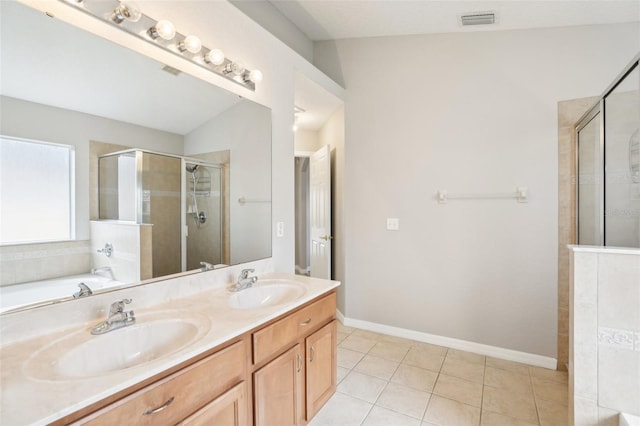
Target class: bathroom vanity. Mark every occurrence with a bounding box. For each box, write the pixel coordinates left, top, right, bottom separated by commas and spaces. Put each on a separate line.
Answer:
0, 271, 339, 425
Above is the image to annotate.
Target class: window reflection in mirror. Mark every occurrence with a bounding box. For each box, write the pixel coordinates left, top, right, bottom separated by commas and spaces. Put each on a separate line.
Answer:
0, 1, 271, 313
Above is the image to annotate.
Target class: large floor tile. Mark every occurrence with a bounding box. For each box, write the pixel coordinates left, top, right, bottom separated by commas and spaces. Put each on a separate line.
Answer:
446, 349, 486, 366
369, 341, 411, 362
391, 363, 439, 393
362, 406, 422, 426
352, 329, 384, 341
424, 395, 481, 426
403, 347, 445, 372
482, 386, 538, 424
337, 371, 387, 403
531, 377, 568, 406
354, 354, 400, 380
310, 392, 373, 426
480, 410, 538, 426
529, 367, 568, 385
485, 357, 530, 376
433, 374, 483, 407
340, 335, 378, 353
536, 398, 568, 426
412, 342, 448, 356
338, 347, 366, 369
484, 367, 533, 396
441, 356, 485, 384
337, 366, 350, 384
375, 382, 431, 419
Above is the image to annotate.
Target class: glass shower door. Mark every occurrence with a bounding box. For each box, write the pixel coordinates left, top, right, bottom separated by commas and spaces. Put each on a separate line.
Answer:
604, 64, 640, 248
577, 109, 603, 246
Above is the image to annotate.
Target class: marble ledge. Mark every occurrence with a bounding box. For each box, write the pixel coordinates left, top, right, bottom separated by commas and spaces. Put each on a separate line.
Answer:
0, 269, 340, 425
568, 245, 640, 256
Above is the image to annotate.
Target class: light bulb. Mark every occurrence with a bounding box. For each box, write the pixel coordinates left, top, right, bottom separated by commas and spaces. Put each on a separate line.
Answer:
111, 1, 141, 24
247, 69, 263, 83
148, 20, 175, 41
226, 61, 245, 76
178, 35, 202, 54
204, 49, 225, 66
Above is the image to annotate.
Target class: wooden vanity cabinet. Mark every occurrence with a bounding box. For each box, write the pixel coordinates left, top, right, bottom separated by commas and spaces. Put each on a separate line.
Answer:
252, 293, 337, 425
253, 344, 305, 426
305, 321, 337, 420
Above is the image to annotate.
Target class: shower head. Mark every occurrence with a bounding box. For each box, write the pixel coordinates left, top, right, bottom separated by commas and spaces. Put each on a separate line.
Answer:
186, 164, 199, 173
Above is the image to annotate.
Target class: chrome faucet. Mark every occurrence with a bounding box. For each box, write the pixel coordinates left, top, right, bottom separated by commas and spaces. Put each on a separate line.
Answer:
91, 266, 111, 274
91, 299, 135, 335
73, 282, 93, 299
229, 268, 258, 292
200, 261, 215, 271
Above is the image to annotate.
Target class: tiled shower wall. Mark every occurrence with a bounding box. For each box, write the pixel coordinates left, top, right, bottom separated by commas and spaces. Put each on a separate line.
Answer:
569, 247, 640, 424
0, 240, 91, 286
558, 97, 599, 371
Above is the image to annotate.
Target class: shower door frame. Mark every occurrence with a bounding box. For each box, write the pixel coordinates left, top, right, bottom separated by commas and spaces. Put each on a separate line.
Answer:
574, 53, 640, 246
181, 158, 224, 272
575, 101, 605, 246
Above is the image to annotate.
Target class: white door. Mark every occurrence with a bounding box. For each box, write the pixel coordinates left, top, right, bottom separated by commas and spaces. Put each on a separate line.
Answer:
309, 145, 332, 279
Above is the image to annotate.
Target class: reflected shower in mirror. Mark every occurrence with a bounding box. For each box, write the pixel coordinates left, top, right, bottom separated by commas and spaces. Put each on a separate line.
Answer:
0, 1, 271, 313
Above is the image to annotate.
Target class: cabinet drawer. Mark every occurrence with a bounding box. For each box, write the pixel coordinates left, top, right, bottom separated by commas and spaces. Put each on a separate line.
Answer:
253, 292, 336, 365
77, 340, 246, 425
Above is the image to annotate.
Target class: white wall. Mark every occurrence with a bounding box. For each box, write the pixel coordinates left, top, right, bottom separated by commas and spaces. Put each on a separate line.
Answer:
314, 23, 640, 358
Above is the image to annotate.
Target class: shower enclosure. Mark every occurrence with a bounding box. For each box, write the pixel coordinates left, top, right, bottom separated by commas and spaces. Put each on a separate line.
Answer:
576, 55, 640, 248
98, 149, 224, 277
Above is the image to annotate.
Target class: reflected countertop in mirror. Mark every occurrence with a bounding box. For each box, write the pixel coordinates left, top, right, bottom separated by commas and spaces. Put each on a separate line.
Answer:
0, 1, 272, 314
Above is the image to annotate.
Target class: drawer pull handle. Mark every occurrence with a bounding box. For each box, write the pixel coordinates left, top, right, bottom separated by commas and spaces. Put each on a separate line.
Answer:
299, 318, 312, 326
310, 345, 315, 362
144, 396, 175, 415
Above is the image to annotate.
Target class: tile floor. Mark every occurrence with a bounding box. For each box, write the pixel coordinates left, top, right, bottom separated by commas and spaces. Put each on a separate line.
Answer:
309, 323, 568, 426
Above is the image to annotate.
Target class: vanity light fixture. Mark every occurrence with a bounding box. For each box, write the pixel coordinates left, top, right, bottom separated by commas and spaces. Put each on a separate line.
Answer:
177, 35, 202, 54
63, 0, 261, 90
147, 19, 175, 41
203, 49, 225, 66
111, 1, 141, 24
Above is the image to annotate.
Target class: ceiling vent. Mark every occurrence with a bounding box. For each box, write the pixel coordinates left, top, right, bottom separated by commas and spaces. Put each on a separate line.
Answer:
459, 12, 496, 26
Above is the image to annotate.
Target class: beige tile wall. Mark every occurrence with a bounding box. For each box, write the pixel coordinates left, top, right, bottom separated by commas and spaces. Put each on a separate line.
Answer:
0, 240, 91, 286
557, 97, 599, 371
569, 247, 640, 423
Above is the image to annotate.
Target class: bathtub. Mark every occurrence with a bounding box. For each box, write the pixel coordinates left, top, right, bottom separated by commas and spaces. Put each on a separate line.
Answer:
620, 413, 640, 426
0, 274, 125, 313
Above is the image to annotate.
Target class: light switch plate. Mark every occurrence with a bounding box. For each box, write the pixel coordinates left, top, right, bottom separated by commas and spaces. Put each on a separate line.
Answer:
386, 218, 399, 231
276, 221, 284, 237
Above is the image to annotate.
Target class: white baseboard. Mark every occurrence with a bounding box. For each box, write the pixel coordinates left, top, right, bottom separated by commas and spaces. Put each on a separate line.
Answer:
335, 310, 557, 370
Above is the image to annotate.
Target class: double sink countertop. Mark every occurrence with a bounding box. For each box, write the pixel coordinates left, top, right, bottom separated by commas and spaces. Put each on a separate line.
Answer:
0, 273, 339, 425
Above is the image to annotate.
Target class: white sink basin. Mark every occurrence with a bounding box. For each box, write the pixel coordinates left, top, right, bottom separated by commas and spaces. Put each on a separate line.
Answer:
25, 313, 210, 380
228, 279, 306, 309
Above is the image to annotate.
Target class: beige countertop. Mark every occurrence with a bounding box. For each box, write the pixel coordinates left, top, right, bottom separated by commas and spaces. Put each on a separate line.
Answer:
0, 272, 339, 425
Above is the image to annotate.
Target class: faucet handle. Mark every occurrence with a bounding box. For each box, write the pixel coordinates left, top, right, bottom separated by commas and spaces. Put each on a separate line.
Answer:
110, 298, 132, 314
239, 268, 255, 279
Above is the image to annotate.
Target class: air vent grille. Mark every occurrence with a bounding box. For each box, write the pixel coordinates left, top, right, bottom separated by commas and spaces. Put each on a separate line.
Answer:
460, 12, 496, 26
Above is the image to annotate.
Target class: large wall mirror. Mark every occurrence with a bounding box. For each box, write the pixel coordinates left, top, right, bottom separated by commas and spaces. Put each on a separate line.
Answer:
0, 1, 272, 313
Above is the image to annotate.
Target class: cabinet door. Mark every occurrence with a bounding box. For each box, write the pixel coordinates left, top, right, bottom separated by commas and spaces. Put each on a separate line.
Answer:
305, 320, 337, 420
178, 381, 247, 426
253, 344, 304, 426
